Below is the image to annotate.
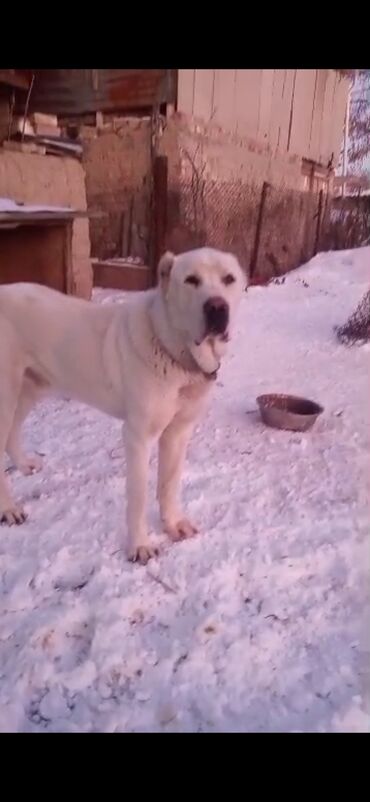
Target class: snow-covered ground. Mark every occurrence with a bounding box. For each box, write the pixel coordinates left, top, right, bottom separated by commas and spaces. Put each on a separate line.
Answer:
0, 247, 369, 733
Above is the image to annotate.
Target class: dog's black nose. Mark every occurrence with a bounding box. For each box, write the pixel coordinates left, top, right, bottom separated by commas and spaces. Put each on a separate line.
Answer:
203, 296, 229, 334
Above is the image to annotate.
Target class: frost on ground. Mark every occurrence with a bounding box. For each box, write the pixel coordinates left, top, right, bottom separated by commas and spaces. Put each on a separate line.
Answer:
0, 247, 369, 733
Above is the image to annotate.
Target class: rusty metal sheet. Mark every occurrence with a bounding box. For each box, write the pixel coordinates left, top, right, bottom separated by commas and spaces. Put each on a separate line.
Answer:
25, 69, 176, 118
97, 70, 172, 111
0, 69, 31, 90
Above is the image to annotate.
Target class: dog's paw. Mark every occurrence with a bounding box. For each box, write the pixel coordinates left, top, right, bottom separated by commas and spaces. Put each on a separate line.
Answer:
17, 453, 43, 476
127, 542, 160, 565
164, 518, 198, 542
0, 504, 27, 525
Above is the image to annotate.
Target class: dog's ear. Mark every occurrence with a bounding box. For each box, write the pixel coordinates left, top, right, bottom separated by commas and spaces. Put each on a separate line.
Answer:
158, 251, 175, 289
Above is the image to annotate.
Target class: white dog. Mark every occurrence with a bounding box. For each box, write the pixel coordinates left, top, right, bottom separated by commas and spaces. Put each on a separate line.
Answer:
0, 248, 246, 563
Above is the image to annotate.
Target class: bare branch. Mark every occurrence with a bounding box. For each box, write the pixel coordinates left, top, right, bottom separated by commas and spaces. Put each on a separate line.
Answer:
348, 71, 370, 173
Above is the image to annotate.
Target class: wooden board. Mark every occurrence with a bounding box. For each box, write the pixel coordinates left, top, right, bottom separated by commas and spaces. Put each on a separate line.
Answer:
257, 69, 275, 144
103, 70, 169, 110
235, 69, 262, 138
0, 210, 102, 226
0, 69, 30, 90
193, 70, 214, 122
213, 70, 237, 131
177, 70, 196, 116
0, 222, 72, 292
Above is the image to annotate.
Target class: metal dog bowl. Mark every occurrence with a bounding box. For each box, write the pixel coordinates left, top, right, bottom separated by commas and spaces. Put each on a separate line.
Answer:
257, 394, 324, 432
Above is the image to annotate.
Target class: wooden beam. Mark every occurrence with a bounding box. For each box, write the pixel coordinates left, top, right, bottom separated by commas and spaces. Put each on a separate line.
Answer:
150, 155, 168, 286
0, 70, 30, 90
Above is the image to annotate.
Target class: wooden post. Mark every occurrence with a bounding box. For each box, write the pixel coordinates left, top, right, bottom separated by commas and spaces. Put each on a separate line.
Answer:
150, 155, 168, 286
303, 161, 316, 262
313, 189, 324, 256
63, 221, 74, 295
250, 181, 269, 280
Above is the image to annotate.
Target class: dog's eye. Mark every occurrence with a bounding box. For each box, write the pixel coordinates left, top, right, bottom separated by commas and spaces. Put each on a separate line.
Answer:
222, 273, 236, 286
185, 275, 201, 287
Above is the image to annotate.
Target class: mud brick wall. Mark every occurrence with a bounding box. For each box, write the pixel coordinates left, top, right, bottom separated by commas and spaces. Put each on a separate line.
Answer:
0, 150, 92, 298
158, 113, 326, 282
80, 110, 331, 282
82, 118, 152, 261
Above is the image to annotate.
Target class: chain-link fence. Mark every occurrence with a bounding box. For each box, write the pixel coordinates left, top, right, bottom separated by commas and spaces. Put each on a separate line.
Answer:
165, 179, 370, 282
166, 173, 328, 283
151, 144, 369, 283
322, 195, 370, 251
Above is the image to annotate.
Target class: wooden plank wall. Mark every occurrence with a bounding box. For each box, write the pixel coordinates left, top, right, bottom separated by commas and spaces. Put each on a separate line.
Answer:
177, 69, 350, 167
27, 70, 175, 118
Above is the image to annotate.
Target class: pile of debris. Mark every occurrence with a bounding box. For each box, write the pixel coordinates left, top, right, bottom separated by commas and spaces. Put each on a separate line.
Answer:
3, 112, 82, 159
335, 289, 370, 345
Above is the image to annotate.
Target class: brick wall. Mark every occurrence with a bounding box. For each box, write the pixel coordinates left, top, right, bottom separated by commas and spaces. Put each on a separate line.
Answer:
0, 151, 92, 297
157, 114, 330, 281
80, 111, 332, 283
169, 113, 304, 190
82, 118, 152, 261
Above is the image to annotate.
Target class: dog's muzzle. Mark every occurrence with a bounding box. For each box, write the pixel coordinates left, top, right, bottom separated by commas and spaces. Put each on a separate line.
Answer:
203, 296, 229, 335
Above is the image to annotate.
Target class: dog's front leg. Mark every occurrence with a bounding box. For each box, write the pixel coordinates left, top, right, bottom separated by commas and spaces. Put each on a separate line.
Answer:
124, 426, 158, 565
157, 416, 198, 542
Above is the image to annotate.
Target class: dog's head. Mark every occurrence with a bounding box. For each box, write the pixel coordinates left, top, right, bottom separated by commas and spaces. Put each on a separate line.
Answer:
158, 247, 246, 374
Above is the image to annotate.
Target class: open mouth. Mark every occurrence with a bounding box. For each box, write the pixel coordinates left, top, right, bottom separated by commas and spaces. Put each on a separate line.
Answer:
203, 297, 229, 339
194, 330, 230, 347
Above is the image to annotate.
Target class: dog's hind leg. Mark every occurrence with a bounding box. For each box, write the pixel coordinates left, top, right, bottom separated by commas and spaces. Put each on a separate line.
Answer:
0, 367, 28, 525
6, 373, 46, 476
